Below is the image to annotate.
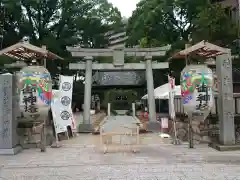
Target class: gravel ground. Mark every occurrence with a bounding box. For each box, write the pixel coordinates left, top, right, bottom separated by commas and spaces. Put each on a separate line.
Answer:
0, 133, 240, 180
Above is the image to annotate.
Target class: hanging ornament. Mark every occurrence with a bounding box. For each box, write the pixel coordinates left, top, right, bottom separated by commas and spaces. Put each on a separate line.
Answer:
181, 65, 214, 119
17, 65, 52, 121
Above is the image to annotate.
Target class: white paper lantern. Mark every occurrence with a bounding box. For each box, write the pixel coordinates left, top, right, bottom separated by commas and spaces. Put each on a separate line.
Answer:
181, 65, 214, 118
18, 66, 52, 120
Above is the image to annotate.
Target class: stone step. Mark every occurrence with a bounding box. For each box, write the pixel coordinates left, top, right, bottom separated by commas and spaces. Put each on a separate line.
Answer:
92, 113, 107, 132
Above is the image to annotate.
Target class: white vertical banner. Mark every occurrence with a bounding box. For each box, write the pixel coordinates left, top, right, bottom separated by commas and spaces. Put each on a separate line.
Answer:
59, 75, 73, 108
51, 89, 66, 134
168, 75, 176, 120
59, 75, 76, 131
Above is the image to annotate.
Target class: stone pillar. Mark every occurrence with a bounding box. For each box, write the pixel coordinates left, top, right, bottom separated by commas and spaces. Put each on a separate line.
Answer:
83, 56, 93, 125
97, 101, 100, 112
216, 53, 235, 145
108, 103, 111, 116
145, 55, 156, 122
41, 45, 47, 68
0, 74, 21, 155
132, 103, 136, 117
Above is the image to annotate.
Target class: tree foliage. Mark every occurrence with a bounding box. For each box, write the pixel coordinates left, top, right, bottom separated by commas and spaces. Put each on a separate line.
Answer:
0, 0, 122, 56
0, 0, 239, 87
191, 3, 238, 46
0, 0, 123, 81
126, 0, 238, 48
126, 0, 239, 85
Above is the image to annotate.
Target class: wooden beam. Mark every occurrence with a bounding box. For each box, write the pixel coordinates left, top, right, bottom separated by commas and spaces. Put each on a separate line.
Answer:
0, 42, 63, 60
181, 41, 229, 55
66, 45, 171, 57
170, 40, 230, 59
69, 62, 169, 70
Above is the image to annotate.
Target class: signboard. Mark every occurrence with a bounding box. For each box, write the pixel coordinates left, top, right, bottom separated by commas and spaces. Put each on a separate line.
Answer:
161, 118, 168, 128
94, 71, 145, 86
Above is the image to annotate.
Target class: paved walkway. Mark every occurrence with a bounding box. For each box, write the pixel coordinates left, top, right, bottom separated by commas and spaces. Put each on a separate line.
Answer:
1, 134, 240, 179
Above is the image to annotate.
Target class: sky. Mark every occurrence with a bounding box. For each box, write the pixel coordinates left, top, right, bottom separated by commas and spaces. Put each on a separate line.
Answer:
108, 0, 140, 18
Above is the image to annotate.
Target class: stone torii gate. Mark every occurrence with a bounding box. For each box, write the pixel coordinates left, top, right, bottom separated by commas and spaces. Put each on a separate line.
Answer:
67, 46, 170, 131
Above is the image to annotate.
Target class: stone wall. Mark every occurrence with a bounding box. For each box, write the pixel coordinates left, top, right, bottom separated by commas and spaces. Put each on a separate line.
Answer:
168, 117, 215, 144
168, 117, 240, 144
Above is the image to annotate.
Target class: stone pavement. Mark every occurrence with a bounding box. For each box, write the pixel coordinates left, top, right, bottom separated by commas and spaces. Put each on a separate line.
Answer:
0, 134, 240, 179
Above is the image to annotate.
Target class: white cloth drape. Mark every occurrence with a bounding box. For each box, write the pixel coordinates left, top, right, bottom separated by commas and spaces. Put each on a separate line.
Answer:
141, 83, 181, 99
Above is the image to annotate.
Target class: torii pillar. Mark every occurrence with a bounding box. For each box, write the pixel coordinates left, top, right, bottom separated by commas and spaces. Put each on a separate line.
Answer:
67, 46, 170, 132
145, 55, 156, 125
83, 56, 93, 126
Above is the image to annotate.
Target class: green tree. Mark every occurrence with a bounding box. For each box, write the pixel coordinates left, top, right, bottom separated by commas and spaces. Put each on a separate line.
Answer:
0, 0, 122, 78
126, 0, 238, 85
0, 0, 23, 48
127, 0, 237, 48
191, 3, 238, 46
1, 0, 122, 54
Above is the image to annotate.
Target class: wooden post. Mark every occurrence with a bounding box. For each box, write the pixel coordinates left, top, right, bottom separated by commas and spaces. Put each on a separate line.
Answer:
40, 119, 46, 152
40, 45, 48, 151
132, 103, 135, 117
41, 45, 47, 68
100, 126, 103, 146
188, 113, 194, 148
185, 44, 191, 66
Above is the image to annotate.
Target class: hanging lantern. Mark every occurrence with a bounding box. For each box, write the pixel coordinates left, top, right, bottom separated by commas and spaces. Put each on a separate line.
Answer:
17, 65, 52, 120
180, 65, 214, 118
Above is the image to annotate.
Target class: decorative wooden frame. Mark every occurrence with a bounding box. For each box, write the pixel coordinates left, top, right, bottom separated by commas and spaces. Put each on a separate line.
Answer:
99, 125, 140, 153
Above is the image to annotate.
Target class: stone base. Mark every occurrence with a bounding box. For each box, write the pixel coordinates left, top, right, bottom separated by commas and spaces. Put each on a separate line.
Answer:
78, 124, 93, 133
0, 145, 22, 155
147, 121, 161, 132
172, 138, 182, 145
209, 143, 240, 151
21, 142, 40, 149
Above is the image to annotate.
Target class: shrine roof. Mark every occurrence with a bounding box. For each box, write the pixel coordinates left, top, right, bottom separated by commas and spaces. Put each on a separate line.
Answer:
170, 40, 230, 59
0, 42, 63, 61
